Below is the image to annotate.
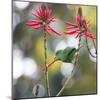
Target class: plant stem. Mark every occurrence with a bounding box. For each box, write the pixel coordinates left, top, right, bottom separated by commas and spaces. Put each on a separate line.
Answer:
92, 39, 96, 49
56, 72, 72, 96
85, 37, 96, 58
43, 30, 50, 96
92, 39, 97, 54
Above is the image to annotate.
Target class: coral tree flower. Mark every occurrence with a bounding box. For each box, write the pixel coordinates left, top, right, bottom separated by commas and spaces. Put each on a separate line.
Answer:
26, 4, 61, 36
64, 7, 96, 40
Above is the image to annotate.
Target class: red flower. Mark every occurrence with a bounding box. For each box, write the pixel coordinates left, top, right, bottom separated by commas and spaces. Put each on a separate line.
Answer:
26, 5, 61, 36
64, 14, 96, 40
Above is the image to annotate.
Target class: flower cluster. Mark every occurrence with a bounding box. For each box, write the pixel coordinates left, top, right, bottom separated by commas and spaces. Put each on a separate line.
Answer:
64, 8, 96, 40
26, 5, 61, 36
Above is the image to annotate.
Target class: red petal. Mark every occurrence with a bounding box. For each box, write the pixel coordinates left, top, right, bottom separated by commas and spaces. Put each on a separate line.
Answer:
85, 32, 96, 39
33, 24, 43, 30
28, 20, 40, 23
65, 22, 78, 27
66, 26, 78, 30
32, 13, 41, 19
36, 10, 42, 18
47, 9, 52, 17
76, 16, 83, 25
39, 7, 44, 18
44, 9, 48, 18
48, 26, 61, 36
64, 30, 79, 34
40, 6, 45, 18
46, 16, 56, 24
25, 23, 39, 26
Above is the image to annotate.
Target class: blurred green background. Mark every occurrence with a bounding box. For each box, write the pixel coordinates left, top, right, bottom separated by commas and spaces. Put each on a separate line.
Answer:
13, 0, 97, 99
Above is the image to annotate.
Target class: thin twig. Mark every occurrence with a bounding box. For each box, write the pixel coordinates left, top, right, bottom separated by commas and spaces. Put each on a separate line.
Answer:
43, 30, 51, 96
92, 39, 97, 54
92, 39, 96, 49
56, 72, 72, 96
85, 37, 96, 58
